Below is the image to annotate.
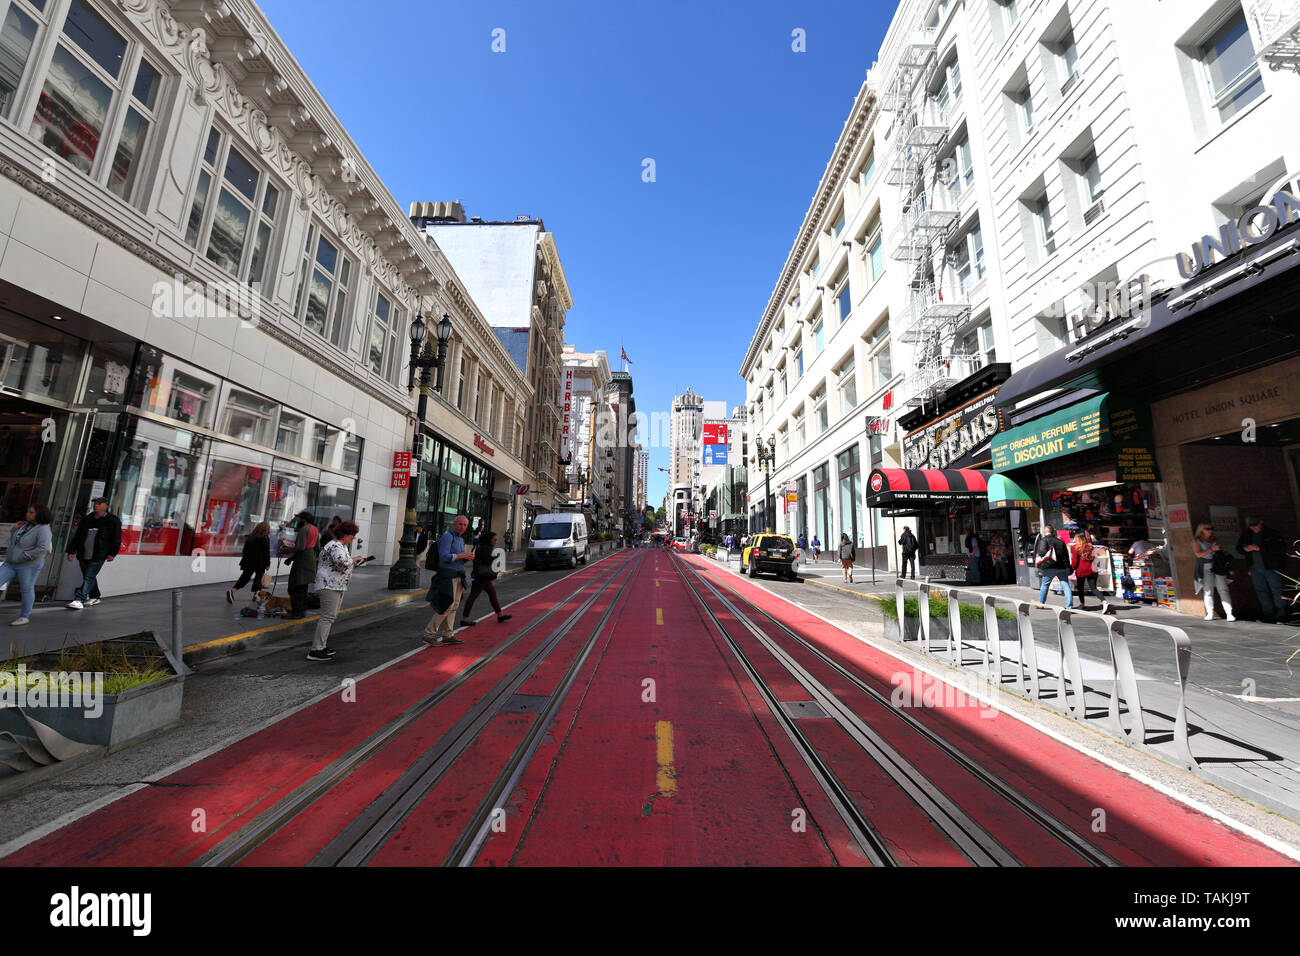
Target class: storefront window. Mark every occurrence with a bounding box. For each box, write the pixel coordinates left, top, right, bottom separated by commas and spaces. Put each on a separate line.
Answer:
195, 452, 269, 556
310, 472, 355, 526
80, 341, 136, 406
275, 410, 304, 457
813, 463, 831, 545
837, 444, 862, 546
218, 386, 277, 446
135, 352, 217, 429
111, 418, 205, 555
266, 462, 310, 531
0, 327, 80, 402
445, 449, 465, 478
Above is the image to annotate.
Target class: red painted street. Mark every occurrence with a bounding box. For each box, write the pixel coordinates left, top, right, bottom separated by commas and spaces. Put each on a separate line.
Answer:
2, 550, 1292, 867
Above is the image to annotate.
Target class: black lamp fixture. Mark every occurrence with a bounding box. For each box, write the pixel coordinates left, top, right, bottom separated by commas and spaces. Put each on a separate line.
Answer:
389, 310, 455, 590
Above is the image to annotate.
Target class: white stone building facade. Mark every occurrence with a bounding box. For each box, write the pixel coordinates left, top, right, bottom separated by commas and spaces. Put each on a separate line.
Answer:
0, 0, 530, 597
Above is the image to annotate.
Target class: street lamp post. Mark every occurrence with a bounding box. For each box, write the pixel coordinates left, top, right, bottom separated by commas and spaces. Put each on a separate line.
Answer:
388, 313, 454, 590
756, 435, 776, 533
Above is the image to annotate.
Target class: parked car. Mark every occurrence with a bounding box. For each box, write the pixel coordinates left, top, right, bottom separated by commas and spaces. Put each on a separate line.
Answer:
742, 533, 799, 581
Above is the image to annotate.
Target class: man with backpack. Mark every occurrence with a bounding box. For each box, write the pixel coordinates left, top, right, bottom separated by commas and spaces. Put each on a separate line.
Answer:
1034, 524, 1073, 609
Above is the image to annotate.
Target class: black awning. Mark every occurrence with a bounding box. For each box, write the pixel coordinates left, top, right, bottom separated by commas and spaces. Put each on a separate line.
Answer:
997, 223, 1300, 409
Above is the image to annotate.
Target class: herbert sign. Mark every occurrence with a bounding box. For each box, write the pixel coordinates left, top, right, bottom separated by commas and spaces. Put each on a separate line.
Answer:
902, 390, 1001, 471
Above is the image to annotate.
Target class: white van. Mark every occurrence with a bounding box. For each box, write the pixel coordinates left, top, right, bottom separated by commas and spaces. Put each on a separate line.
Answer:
525, 512, 589, 569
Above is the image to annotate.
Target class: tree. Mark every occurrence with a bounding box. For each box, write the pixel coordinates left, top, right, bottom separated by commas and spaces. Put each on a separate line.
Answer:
654, 505, 666, 523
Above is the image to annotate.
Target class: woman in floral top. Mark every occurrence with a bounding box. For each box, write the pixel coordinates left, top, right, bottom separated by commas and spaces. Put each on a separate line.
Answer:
308, 520, 365, 662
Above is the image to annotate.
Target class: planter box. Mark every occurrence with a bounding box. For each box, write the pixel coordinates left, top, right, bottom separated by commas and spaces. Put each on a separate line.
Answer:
885, 613, 1020, 646
0, 673, 184, 752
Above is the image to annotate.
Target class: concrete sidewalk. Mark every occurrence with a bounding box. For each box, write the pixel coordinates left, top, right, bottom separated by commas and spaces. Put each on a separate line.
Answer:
704, 548, 1300, 823
0, 548, 544, 664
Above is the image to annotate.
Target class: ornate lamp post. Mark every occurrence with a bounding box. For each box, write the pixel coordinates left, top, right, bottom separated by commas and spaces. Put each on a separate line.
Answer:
388, 313, 454, 590
756, 435, 776, 533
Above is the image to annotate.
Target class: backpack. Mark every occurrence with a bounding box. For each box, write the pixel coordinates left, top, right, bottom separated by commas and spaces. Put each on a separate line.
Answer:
1210, 549, 1235, 577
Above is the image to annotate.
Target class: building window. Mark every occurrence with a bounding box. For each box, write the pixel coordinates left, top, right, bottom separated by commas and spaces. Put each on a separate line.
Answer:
189, 126, 282, 289
832, 208, 845, 237
1080, 149, 1105, 223
810, 253, 820, 278
810, 314, 824, 356
294, 222, 354, 345
1000, 0, 1019, 28
866, 323, 891, 392
813, 387, 828, 435
837, 444, 862, 547
960, 321, 996, 369
951, 225, 985, 295
456, 355, 467, 410
835, 271, 851, 323
0, 1, 42, 120
368, 290, 404, 384
28, 0, 164, 205
794, 344, 804, 377
836, 359, 858, 416
778, 425, 789, 462
936, 58, 962, 118
947, 137, 974, 197
859, 149, 876, 187
1201, 10, 1263, 122
793, 410, 805, 451
1057, 28, 1080, 92
1033, 195, 1056, 255
864, 229, 885, 285
1018, 86, 1035, 134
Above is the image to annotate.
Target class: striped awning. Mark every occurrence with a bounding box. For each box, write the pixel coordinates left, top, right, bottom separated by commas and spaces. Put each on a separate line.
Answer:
866, 468, 991, 505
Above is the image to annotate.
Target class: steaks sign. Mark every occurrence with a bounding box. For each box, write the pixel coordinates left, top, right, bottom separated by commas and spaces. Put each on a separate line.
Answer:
902, 389, 1003, 471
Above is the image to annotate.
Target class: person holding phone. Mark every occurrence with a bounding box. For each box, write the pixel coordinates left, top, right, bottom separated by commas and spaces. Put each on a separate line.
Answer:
307, 520, 369, 661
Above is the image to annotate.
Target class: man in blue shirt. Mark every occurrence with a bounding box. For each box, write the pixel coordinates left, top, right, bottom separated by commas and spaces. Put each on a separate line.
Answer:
424, 515, 475, 646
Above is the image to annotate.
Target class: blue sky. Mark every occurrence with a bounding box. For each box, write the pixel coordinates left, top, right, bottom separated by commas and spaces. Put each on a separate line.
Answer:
259, 0, 895, 507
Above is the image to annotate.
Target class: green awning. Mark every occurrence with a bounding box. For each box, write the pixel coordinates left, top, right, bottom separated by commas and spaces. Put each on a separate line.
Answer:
988, 472, 1038, 510
988, 392, 1159, 481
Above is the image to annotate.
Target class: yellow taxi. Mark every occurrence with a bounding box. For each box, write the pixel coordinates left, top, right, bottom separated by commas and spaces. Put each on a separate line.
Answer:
742, 533, 800, 581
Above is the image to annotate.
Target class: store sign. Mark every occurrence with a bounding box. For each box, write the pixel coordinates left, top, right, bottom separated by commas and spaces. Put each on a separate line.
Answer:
561, 368, 573, 458
902, 390, 1001, 471
989, 394, 1159, 481
703, 423, 728, 444
865, 416, 892, 436
474, 434, 495, 457
1176, 187, 1300, 279
391, 471, 409, 488
511, 482, 530, 496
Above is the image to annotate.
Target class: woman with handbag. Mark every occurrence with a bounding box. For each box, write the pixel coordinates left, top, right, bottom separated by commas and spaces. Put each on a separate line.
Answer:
307, 520, 368, 661
1070, 530, 1099, 610
1192, 523, 1235, 621
227, 522, 271, 604
2, 504, 53, 625
459, 531, 512, 626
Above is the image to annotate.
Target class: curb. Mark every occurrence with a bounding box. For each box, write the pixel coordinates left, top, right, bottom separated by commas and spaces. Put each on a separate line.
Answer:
179, 551, 606, 667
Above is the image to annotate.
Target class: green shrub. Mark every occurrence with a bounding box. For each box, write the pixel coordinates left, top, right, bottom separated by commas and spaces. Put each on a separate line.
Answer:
871, 594, 1016, 622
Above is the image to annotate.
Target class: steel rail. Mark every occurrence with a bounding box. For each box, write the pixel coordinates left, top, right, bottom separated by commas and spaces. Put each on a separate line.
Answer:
674, 557, 900, 866
311, 554, 640, 867
194, 552, 637, 867
443, 552, 637, 866
692, 559, 1118, 867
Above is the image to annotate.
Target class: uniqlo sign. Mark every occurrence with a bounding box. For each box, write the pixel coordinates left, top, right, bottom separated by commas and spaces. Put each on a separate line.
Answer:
393, 452, 412, 470
702, 423, 727, 445
391, 471, 409, 488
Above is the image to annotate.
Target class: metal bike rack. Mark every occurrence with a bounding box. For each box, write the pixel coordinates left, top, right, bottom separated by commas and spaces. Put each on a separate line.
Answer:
892, 577, 1197, 767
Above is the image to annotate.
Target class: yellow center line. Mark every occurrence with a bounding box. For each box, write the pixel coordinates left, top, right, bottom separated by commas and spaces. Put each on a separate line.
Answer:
655, 607, 663, 626
655, 720, 676, 795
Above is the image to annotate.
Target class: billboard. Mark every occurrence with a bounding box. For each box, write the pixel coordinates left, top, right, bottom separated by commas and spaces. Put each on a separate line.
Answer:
702, 423, 728, 445
703, 444, 728, 466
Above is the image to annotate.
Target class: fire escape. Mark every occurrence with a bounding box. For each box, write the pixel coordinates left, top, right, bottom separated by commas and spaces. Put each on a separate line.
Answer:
881, 26, 972, 414
1253, 0, 1300, 73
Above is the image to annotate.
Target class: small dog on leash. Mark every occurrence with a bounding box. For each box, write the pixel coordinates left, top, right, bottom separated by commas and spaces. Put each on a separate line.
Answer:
255, 590, 294, 612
